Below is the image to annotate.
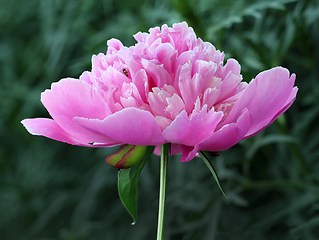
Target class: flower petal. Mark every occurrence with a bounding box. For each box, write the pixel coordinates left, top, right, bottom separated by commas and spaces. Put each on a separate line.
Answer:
74, 108, 166, 146
41, 78, 112, 143
21, 118, 119, 147
221, 67, 296, 136
141, 59, 172, 89
155, 42, 177, 75
244, 86, 298, 138
180, 145, 198, 162
162, 105, 223, 146
198, 108, 252, 152
21, 118, 89, 146
180, 109, 251, 162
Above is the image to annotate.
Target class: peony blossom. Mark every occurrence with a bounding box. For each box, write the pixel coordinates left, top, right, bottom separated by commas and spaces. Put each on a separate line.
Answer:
21, 22, 297, 162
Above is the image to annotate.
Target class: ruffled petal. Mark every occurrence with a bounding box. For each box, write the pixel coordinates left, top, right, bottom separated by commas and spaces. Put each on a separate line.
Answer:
198, 108, 251, 152
179, 109, 251, 162
21, 118, 85, 145
162, 106, 223, 146
22, 118, 119, 147
155, 42, 177, 75
74, 108, 166, 146
180, 145, 198, 162
106, 38, 124, 54
221, 67, 296, 136
141, 59, 172, 89
244, 86, 298, 138
41, 78, 112, 144
217, 71, 242, 103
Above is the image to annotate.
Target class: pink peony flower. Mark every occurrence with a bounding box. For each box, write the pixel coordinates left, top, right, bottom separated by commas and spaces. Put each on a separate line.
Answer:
21, 22, 298, 162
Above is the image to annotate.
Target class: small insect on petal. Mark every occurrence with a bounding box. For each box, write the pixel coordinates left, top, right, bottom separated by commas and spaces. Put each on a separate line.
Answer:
122, 68, 129, 77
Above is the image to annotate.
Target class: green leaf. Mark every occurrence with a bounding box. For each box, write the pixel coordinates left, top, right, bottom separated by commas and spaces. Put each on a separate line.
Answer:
198, 151, 228, 198
117, 145, 155, 224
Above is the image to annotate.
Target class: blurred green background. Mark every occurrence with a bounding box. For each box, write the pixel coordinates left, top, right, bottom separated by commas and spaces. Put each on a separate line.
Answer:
1, 0, 319, 239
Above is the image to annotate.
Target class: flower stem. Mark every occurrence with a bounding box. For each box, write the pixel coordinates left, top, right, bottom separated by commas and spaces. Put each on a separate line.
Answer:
157, 143, 169, 240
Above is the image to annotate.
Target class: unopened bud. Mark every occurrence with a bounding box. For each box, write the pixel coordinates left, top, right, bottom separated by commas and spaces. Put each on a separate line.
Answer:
105, 145, 148, 169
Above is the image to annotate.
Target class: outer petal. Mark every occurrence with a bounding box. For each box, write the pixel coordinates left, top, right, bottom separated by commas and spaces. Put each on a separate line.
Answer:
180, 109, 251, 162
198, 109, 251, 151
74, 108, 166, 146
180, 145, 198, 162
244, 86, 298, 138
21, 118, 119, 147
21, 118, 120, 146
21, 118, 94, 146
41, 78, 112, 144
162, 106, 223, 146
221, 67, 296, 136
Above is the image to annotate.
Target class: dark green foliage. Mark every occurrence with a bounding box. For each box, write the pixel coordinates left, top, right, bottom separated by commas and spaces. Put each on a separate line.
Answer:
1, 0, 319, 239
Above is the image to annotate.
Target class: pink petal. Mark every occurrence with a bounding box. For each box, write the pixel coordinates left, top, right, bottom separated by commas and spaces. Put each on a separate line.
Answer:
180, 145, 198, 162
155, 42, 177, 76
198, 108, 252, 151
193, 59, 217, 78
148, 38, 163, 54
155, 116, 172, 131
180, 109, 251, 162
221, 67, 296, 136
244, 86, 298, 138
133, 31, 149, 43
162, 106, 224, 146
91, 53, 108, 78
202, 87, 220, 109
174, 50, 194, 79
148, 87, 172, 117
165, 93, 185, 119
132, 69, 148, 102
141, 59, 173, 89
270, 86, 298, 123
21, 118, 121, 147
220, 59, 241, 78
41, 78, 112, 144
217, 71, 242, 103
178, 63, 200, 114
106, 38, 124, 54
101, 66, 131, 90
21, 118, 85, 145
74, 108, 166, 146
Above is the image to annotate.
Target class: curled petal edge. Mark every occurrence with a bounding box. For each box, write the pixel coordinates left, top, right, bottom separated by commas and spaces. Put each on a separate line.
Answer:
180, 109, 252, 162
74, 107, 166, 146
21, 118, 92, 147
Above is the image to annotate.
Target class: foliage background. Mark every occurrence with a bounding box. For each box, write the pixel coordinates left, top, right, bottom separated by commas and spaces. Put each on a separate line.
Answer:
1, 0, 319, 239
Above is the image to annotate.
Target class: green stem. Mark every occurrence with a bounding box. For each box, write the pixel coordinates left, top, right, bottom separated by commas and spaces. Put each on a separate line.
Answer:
157, 143, 169, 240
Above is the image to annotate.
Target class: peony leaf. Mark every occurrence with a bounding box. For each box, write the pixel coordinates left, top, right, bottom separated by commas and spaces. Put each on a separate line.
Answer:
199, 151, 228, 198
117, 145, 155, 224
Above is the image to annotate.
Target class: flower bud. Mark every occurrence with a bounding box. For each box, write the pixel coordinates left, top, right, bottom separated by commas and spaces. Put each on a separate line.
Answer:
105, 145, 148, 169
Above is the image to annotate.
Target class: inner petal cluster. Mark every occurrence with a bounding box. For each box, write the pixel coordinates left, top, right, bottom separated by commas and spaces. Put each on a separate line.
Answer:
79, 22, 247, 132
